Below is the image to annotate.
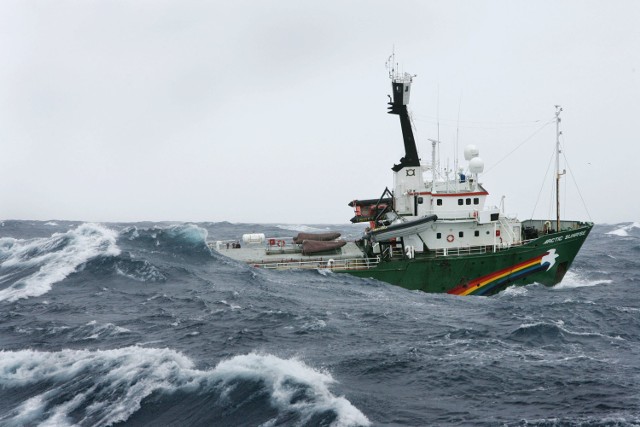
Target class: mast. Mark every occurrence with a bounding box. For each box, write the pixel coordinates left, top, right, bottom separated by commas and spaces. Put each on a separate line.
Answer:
555, 105, 564, 232
386, 55, 420, 172
429, 139, 438, 193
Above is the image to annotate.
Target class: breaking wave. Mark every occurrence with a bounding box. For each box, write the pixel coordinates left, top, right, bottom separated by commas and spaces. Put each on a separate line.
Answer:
554, 270, 613, 289
0, 224, 120, 302
0, 348, 370, 427
0, 221, 637, 425
606, 222, 640, 237
120, 223, 210, 255
275, 224, 330, 234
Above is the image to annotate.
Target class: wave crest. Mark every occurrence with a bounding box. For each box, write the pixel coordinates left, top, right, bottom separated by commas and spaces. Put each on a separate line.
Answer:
606, 222, 640, 237
0, 348, 370, 427
0, 223, 120, 302
554, 271, 613, 289
120, 224, 210, 256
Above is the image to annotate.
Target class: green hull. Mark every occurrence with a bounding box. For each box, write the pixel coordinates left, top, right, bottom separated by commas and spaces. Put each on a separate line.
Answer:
339, 222, 593, 296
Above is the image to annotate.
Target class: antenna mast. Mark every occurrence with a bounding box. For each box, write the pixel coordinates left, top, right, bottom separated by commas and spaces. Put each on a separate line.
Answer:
555, 105, 565, 232
386, 52, 420, 172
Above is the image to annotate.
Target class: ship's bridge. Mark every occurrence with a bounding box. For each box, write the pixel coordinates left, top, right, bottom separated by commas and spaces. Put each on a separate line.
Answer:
393, 165, 490, 221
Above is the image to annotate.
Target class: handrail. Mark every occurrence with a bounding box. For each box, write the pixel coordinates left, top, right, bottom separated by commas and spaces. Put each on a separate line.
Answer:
251, 257, 379, 271
498, 216, 518, 243
434, 246, 487, 257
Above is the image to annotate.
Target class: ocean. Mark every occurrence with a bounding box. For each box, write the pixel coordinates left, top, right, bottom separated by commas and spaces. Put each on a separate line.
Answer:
0, 220, 638, 426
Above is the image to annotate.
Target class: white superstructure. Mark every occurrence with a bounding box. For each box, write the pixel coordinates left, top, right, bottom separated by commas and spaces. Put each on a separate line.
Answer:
351, 68, 523, 254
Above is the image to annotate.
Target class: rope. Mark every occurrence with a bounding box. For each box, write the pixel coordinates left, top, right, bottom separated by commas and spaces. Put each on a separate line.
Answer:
484, 119, 555, 175
412, 114, 547, 129
560, 136, 593, 222
530, 148, 556, 219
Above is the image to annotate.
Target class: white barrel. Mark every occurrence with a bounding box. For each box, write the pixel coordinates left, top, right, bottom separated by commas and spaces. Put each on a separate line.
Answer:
242, 233, 265, 244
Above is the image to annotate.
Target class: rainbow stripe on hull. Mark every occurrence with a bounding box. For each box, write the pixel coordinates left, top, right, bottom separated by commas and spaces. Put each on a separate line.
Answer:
448, 249, 559, 296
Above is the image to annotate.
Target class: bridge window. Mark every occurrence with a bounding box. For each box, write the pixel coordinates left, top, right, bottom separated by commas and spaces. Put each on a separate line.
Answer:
474, 198, 479, 205
437, 199, 442, 206
458, 199, 463, 205
466, 198, 471, 205
458, 231, 464, 238
474, 230, 480, 237
436, 233, 442, 239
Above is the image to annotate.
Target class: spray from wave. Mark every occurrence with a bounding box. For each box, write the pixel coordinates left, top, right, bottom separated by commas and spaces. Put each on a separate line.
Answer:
606, 222, 640, 237
553, 270, 613, 289
0, 347, 370, 427
275, 224, 329, 234
0, 223, 120, 302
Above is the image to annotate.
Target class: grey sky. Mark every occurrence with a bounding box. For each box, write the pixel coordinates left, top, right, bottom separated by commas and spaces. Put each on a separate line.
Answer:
1, 1, 638, 224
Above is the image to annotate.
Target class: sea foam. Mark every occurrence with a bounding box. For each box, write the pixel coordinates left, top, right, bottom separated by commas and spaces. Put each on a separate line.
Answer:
276, 224, 328, 233
0, 223, 120, 302
554, 270, 613, 289
0, 348, 370, 427
606, 222, 640, 237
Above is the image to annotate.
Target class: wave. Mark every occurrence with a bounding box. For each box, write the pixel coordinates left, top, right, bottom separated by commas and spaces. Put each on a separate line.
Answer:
0, 347, 370, 427
0, 223, 120, 302
508, 320, 623, 347
519, 416, 640, 426
275, 224, 330, 233
120, 223, 210, 256
553, 271, 613, 289
113, 257, 167, 282
10, 320, 132, 343
606, 222, 640, 237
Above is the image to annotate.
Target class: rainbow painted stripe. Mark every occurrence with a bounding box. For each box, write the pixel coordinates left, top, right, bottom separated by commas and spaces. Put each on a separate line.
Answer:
448, 250, 556, 296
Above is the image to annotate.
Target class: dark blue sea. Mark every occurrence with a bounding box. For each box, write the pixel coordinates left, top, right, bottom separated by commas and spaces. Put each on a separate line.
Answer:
0, 220, 638, 426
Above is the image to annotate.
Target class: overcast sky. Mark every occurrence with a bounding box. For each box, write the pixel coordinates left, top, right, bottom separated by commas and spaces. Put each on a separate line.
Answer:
1, 1, 638, 224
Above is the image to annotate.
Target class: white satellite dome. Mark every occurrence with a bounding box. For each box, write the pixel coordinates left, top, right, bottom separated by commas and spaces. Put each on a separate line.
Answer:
463, 145, 479, 161
469, 157, 485, 174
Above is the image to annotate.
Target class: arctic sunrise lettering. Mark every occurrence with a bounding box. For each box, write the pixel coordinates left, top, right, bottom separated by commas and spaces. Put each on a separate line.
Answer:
543, 230, 587, 245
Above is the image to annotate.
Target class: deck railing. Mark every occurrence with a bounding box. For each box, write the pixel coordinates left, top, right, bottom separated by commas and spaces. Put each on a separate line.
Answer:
252, 257, 380, 271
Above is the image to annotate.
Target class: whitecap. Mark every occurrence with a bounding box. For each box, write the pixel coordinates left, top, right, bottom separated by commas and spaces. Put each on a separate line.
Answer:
300, 318, 327, 332
276, 224, 328, 233
317, 268, 335, 276
0, 347, 370, 427
0, 223, 120, 302
214, 352, 370, 427
499, 285, 529, 297
0, 347, 195, 426
79, 321, 131, 340
553, 271, 613, 289
165, 223, 209, 245
606, 222, 640, 237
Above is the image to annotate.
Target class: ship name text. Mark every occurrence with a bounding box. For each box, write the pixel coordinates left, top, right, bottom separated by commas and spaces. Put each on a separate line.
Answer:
542, 230, 588, 245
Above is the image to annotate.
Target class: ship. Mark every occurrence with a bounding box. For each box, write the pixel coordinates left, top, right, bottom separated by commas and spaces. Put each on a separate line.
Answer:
209, 64, 593, 296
